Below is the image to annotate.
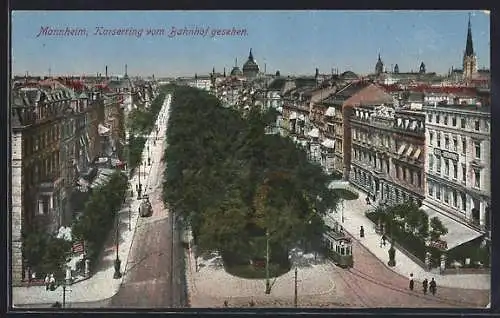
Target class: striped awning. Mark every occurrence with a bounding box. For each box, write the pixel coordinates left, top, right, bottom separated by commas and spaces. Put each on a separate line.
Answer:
321, 139, 335, 149
397, 144, 406, 155
413, 147, 422, 160
405, 145, 414, 157
325, 107, 336, 117
307, 128, 319, 138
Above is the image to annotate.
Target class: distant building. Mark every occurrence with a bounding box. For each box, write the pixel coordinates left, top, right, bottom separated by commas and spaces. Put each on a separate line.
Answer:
242, 49, 260, 78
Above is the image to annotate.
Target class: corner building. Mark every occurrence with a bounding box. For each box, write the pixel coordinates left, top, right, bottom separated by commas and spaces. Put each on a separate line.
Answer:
423, 104, 490, 238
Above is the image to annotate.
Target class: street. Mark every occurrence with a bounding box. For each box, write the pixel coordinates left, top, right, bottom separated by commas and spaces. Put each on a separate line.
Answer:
108, 95, 185, 308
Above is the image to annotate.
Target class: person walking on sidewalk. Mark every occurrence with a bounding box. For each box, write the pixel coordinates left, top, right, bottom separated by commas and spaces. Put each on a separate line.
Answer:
44, 274, 50, 291
49, 273, 56, 291
429, 278, 437, 296
422, 278, 428, 295
409, 273, 414, 291
382, 234, 387, 246
359, 226, 364, 238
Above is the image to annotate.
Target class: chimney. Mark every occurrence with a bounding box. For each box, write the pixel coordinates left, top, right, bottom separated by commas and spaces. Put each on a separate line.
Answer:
105, 66, 108, 79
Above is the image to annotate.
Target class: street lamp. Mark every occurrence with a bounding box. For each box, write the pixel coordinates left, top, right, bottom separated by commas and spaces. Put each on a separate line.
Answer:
147, 144, 151, 166
388, 207, 396, 267
137, 161, 142, 199
265, 230, 271, 294
128, 205, 131, 231
113, 210, 122, 279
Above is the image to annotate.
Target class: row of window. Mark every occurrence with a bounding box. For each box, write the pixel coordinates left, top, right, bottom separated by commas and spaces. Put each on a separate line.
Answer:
428, 155, 482, 188
427, 112, 489, 132
427, 181, 467, 212
428, 131, 483, 159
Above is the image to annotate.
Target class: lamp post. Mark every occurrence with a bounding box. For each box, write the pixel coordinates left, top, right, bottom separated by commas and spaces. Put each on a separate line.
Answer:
147, 144, 151, 166
294, 267, 298, 307
128, 205, 131, 231
265, 230, 270, 294
388, 207, 396, 267
137, 159, 142, 199
113, 210, 122, 279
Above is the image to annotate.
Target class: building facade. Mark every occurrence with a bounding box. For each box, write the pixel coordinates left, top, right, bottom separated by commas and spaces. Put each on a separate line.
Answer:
423, 104, 490, 236
347, 84, 426, 205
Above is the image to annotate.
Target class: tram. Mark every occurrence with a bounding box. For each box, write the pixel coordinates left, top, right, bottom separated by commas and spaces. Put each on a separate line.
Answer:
139, 195, 153, 217
322, 221, 354, 268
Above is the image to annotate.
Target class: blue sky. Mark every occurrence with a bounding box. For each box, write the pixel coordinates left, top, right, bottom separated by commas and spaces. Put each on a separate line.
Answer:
11, 10, 490, 77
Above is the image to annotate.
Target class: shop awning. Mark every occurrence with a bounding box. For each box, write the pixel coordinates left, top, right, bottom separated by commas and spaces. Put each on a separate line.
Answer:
307, 128, 320, 138
397, 144, 406, 155
321, 139, 335, 149
420, 206, 483, 251
413, 148, 422, 160
405, 145, 414, 157
289, 112, 298, 120
98, 124, 111, 136
325, 107, 336, 117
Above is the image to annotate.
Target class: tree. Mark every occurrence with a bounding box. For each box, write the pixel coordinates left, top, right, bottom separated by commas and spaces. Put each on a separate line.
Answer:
429, 216, 448, 241
415, 209, 429, 240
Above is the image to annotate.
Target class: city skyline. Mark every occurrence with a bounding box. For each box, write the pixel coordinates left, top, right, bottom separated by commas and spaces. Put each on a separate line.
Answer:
11, 10, 490, 77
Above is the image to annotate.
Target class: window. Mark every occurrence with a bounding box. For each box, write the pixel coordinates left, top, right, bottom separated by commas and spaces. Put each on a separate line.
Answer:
452, 116, 457, 126
444, 116, 448, 125
428, 183, 434, 196
453, 162, 458, 179
445, 135, 449, 149
462, 164, 467, 182
436, 185, 441, 200
474, 169, 481, 188
427, 113, 432, 122
462, 138, 467, 154
452, 136, 458, 151
436, 114, 440, 124
436, 156, 441, 173
429, 131, 434, 145
444, 159, 450, 176
461, 193, 466, 211
475, 120, 480, 131
437, 132, 441, 147
452, 190, 458, 207
461, 118, 466, 129
474, 141, 481, 159
444, 188, 449, 203
429, 154, 434, 171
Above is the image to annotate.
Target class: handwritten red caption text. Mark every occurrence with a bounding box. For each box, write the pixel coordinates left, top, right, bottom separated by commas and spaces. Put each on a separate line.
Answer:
36, 26, 248, 38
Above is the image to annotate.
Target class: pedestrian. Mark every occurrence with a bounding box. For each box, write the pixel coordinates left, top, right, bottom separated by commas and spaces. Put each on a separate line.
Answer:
49, 273, 56, 291
429, 278, 437, 295
409, 273, 414, 291
44, 274, 50, 291
382, 234, 387, 246
422, 278, 428, 295
360, 226, 364, 238
223, 300, 228, 307
365, 196, 371, 205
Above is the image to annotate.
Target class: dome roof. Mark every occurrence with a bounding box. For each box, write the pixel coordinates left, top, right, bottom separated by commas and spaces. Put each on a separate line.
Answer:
242, 49, 260, 73
340, 71, 358, 80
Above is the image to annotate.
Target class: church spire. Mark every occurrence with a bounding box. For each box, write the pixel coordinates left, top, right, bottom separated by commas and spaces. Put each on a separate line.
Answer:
465, 12, 474, 57
249, 48, 254, 61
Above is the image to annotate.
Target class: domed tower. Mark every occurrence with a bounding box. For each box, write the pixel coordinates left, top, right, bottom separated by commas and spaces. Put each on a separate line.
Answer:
463, 13, 477, 81
419, 62, 426, 74
375, 53, 384, 75
230, 58, 243, 77
393, 64, 399, 74
242, 48, 260, 78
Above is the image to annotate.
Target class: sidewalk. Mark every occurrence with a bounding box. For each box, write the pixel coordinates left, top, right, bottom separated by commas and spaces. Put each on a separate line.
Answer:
325, 187, 490, 290
12, 94, 172, 306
